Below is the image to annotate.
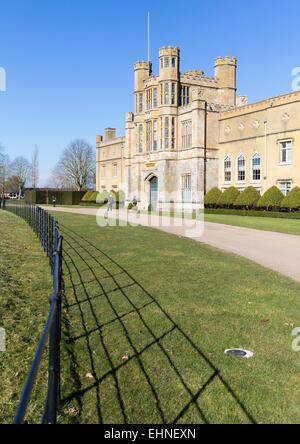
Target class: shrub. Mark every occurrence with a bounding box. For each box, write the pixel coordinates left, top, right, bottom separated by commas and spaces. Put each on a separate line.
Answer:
281, 187, 300, 211
205, 208, 300, 219
81, 191, 94, 202
115, 190, 126, 207
217, 187, 240, 208
96, 190, 109, 204
25, 191, 47, 204
80, 191, 99, 205
128, 203, 134, 210
25, 190, 86, 205
204, 187, 222, 208
257, 186, 284, 210
234, 186, 261, 209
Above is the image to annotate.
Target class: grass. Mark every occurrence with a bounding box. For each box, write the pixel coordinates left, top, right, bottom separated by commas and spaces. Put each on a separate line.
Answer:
204, 213, 300, 236
3, 207, 300, 424
41, 210, 300, 424
0, 211, 53, 424
48, 204, 300, 236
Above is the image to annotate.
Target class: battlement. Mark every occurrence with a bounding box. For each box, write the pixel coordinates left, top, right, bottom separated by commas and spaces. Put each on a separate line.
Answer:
134, 61, 150, 70
159, 46, 180, 57
181, 70, 218, 85
214, 56, 237, 66
219, 90, 300, 119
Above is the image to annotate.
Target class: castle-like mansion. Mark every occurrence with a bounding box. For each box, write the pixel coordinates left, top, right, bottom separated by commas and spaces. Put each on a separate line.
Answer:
96, 46, 300, 211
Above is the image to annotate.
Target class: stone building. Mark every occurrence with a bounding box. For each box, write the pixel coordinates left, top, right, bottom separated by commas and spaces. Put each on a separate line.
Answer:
96, 45, 300, 208
96, 128, 125, 194
219, 91, 300, 196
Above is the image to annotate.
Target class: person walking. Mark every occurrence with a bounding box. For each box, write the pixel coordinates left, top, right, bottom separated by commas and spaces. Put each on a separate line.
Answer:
108, 194, 114, 212
52, 195, 56, 208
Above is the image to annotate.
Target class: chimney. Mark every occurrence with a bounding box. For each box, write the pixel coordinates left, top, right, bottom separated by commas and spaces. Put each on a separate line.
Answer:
105, 128, 116, 141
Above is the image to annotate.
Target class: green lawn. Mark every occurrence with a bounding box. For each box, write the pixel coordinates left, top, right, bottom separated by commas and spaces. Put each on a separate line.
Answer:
2, 208, 300, 424
0, 211, 53, 424
45, 210, 300, 424
204, 213, 300, 236
43, 205, 300, 236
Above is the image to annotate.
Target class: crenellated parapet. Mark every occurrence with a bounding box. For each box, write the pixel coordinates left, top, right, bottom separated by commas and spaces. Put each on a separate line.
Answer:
134, 61, 151, 92
181, 69, 218, 86
214, 56, 237, 67
220, 89, 300, 119
134, 60, 150, 71
159, 46, 180, 58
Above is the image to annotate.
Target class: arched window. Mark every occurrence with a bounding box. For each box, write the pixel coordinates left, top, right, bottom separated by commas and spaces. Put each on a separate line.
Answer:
252, 153, 261, 181
237, 155, 246, 182
224, 156, 232, 183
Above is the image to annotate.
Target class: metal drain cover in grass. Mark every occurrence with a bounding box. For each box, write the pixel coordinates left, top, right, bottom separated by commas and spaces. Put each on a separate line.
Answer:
224, 349, 253, 359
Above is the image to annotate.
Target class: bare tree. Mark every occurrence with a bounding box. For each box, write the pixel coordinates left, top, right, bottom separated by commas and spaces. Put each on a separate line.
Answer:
46, 175, 63, 190
53, 139, 95, 191
5, 175, 19, 194
31, 145, 39, 189
0, 146, 10, 195
11, 156, 31, 198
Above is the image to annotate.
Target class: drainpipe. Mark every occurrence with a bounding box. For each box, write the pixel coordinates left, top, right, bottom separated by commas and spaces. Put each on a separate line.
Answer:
204, 101, 207, 196
264, 118, 268, 193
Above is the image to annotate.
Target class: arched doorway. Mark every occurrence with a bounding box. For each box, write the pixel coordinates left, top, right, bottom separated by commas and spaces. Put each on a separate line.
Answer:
149, 176, 158, 210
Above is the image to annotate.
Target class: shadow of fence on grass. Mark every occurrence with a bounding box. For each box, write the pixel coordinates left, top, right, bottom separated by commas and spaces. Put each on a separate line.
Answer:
59, 223, 256, 425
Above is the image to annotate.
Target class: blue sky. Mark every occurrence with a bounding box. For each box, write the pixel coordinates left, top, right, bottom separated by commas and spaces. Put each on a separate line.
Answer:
0, 0, 300, 186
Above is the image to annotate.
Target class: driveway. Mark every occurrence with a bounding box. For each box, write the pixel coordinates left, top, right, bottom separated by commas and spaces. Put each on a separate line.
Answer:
42, 206, 300, 283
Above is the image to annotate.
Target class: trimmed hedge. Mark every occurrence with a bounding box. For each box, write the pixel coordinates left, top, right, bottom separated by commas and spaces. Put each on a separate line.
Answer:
205, 185, 297, 212
281, 187, 300, 210
234, 186, 261, 209
257, 186, 284, 210
217, 186, 240, 208
96, 190, 109, 204
81, 191, 95, 202
26, 190, 47, 204
80, 191, 99, 206
80, 189, 126, 208
205, 208, 300, 220
25, 190, 86, 205
204, 187, 222, 208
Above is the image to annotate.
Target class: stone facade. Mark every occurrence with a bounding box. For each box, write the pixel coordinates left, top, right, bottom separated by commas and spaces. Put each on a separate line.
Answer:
96, 45, 300, 207
96, 128, 125, 193
219, 91, 300, 196
122, 46, 236, 211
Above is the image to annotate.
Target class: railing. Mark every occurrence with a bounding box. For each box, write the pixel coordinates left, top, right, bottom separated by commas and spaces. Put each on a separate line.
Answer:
1, 199, 63, 424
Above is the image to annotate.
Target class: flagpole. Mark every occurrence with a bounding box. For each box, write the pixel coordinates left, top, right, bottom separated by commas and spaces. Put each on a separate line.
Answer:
148, 11, 150, 65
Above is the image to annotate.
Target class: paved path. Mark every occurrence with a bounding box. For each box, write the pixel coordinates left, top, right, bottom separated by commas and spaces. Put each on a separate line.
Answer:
42, 206, 300, 283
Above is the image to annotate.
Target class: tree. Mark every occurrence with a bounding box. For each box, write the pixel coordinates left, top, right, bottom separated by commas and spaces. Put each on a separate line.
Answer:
11, 156, 31, 198
53, 139, 95, 191
0, 145, 10, 195
5, 175, 19, 194
31, 145, 39, 189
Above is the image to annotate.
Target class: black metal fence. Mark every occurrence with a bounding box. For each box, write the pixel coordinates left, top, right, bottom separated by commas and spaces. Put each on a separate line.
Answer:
1, 199, 63, 424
